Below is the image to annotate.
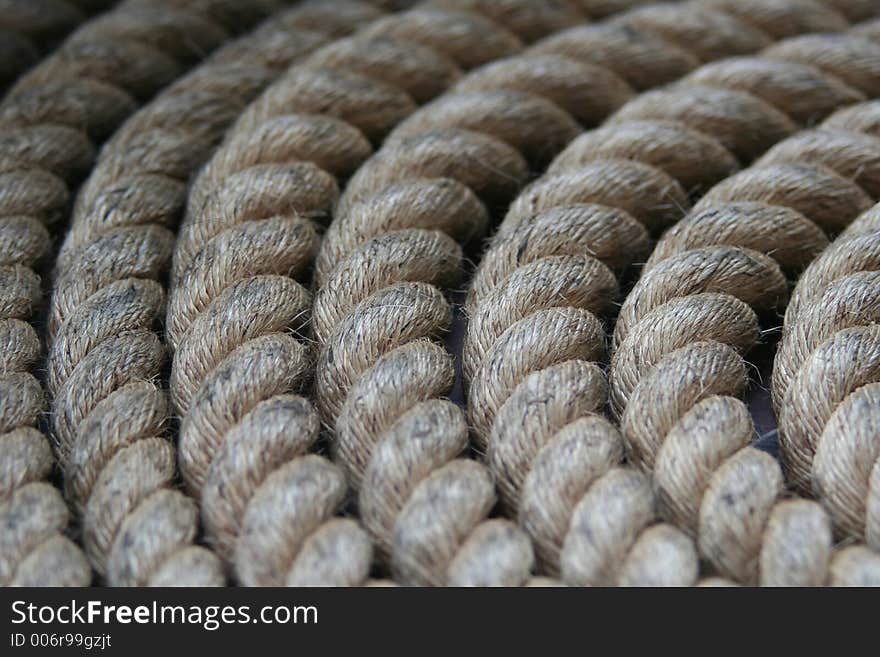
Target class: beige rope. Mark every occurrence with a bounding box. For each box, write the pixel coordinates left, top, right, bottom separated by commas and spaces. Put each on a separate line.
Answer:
773, 168, 880, 557
308, 0, 855, 586
462, 12, 880, 585
0, 0, 279, 587
166, 0, 611, 587
18, 0, 873, 588
39, 0, 374, 587
483, 361, 699, 584
606, 94, 880, 583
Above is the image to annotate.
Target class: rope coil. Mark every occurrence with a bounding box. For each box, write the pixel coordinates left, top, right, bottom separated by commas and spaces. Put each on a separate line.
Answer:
608, 89, 880, 582
0, 0, 285, 586
308, 0, 867, 585
773, 146, 880, 562
40, 0, 386, 586
165, 0, 631, 587
7, 0, 880, 587
463, 10, 880, 585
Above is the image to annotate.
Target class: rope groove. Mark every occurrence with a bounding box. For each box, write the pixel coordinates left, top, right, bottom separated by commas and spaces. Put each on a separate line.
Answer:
163, 0, 620, 586
308, 0, 862, 586
463, 12, 880, 585
0, 0, 286, 586
41, 0, 386, 586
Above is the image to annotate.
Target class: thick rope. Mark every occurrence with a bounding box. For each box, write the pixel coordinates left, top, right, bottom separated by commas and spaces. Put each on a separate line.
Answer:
165, 0, 623, 587
309, 0, 855, 586
464, 12, 880, 585
0, 0, 279, 587
41, 0, 379, 586
482, 362, 700, 584
773, 169, 880, 559
604, 83, 880, 583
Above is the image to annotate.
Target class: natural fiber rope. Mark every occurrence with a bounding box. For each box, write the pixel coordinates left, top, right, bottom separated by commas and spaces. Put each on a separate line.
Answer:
0, 0, 279, 587
773, 157, 880, 556
602, 78, 880, 583
463, 12, 880, 585
0, 0, 117, 91
43, 1, 398, 587
307, 0, 857, 586
17, 0, 873, 590
772, 109, 880, 410
164, 0, 625, 587
482, 362, 702, 584
612, 114, 880, 584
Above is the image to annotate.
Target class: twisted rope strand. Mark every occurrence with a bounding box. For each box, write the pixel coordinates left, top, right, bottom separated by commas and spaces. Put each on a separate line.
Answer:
310, 0, 851, 586
773, 181, 880, 562
168, 2, 616, 582
164, 0, 604, 586
605, 89, 880, 583
42, 0, 382, 586
484, 361, 699, 584
0, 0, 279, 587
463, 12, 879, 585
7, 0, 870, 590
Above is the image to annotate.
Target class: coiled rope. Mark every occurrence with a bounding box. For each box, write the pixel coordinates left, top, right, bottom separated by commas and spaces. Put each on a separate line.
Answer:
0, 0, 283, 587
772, 99, 880, 564
38, 0, 378, 586
15, 0, 879, 588
463, 10, 880, 585
308, 0, 863, 586
164, 0, 632, 587
606, 71, 880, 583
